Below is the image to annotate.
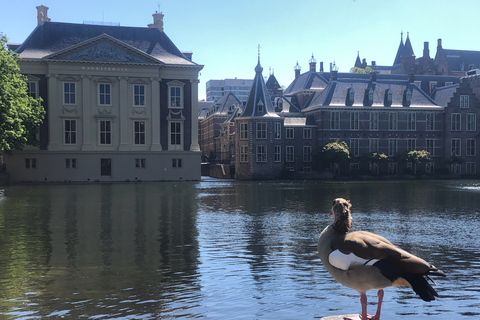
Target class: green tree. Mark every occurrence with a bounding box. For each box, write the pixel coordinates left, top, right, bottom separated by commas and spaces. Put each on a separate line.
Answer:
313, 140, 350, 173
0, 34, 44, 153
350, 66, 374, 74
406, 150, 431, 164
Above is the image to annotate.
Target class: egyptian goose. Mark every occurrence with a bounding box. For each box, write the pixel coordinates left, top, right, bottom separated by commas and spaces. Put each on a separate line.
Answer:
318, 198, 445, 320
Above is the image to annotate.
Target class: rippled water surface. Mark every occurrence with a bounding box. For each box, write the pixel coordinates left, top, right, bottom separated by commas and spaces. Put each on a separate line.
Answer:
0, 179, 479, 319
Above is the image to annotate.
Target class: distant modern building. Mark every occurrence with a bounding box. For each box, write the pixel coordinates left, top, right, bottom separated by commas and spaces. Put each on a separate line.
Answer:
4, 5, 203, 182
206, 79, 253, 103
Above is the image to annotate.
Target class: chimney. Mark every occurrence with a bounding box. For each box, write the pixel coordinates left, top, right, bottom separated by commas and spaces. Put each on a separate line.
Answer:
437, 38, 442, 49
331, 70, 338, 81
371, 61, 376, 68
423, 41, 430, 59
36, 5, 51, 26
320, 61, 324, 73
309, 54, 317, 72
294, 61, 301, 78
148, 12, 164, 31
370, 71, 377, 83
408, 73, 415, 83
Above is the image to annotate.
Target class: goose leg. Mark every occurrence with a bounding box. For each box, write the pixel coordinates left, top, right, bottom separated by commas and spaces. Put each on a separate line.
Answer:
374, 289, 384, 320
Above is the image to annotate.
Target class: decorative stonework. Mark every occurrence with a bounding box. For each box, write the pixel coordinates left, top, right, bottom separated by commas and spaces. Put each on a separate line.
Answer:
62, 105, 78, 114
63, 42, 146, 63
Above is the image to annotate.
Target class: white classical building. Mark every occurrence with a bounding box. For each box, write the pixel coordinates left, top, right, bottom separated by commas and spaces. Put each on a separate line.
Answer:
5, 6, 203, 182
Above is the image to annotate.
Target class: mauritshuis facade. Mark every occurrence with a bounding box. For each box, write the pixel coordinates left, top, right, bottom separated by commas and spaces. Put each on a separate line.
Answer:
5, 6, 203, 182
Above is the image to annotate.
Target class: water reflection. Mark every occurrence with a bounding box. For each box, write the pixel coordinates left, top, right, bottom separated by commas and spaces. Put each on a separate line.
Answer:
0, 180, 479, 319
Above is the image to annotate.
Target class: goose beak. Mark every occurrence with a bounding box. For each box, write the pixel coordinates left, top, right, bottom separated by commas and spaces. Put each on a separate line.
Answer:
329, 212, 334, 217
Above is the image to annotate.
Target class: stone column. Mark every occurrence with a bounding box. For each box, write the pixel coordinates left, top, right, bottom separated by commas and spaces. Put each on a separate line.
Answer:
47, 73, 60, 150
190, 78, 200, 151
150, 77, 162, 151
118, 76, 129, 151
81, 75, 93, 150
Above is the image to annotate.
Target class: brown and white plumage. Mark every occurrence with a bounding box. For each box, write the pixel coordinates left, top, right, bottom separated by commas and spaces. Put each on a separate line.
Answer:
318, 198, 445, 320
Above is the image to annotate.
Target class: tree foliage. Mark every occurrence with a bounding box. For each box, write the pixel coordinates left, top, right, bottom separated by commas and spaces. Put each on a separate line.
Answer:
405, 150, 432, 163
313, 140, 351, 167
362, 152, 388, 163
350, 66, 374, 74
0, 34, 44, 153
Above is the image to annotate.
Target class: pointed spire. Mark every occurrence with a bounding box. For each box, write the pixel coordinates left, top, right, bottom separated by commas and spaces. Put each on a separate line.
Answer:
403, 32, 414, 57
393, 31, 405, 65
355, 51, 362, 68
255, 44, 263, 74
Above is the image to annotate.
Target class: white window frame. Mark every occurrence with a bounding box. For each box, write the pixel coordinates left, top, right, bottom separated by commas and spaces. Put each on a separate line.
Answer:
350, 112, 359, 130
466, 139, 476, 156
169, 121, 183, 150
303, 146, 312, 162
407, 138, 416, 151
460, 95, 469, 108
98, 83, 111, 105
274, 145, 281, 162
370, 112, 379, 130
64, 119, 77, 145
466, 162, 476, 174
286, 146, 294, 162
426, 113, 435, 131
99, 120, 112, 145
466, 113, 476, 131
369, 138, 379, 153
133, 84, 146, 106
274, 122, 282, 139
134, 121, 146, 145
350, 138, 359, 157
26, 81, 38, 98
426, 138, 435, 156
256, 145, 267, 162
256, 122, 267, 139
168, 81, 185, 109
240, 122, 248, 140
407, 113, 416, 131
240, 145, 248, 163
63, 82, 76, 105
286, 127, 294, 139
388, 138, 398, 157
451, 113, 461, 131
429, 81, 437, 93
303, 127, 312, 139
451, 138, 461, 156
388, 112, 398, 130
330, 111, 340, 130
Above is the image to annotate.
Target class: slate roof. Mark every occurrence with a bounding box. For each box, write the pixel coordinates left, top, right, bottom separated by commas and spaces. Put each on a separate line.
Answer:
284, 71, 329, 95
431, 84, 458, 107
15, 21, 197, 66
239, 59, 279, 118
442, 49, 480, 72
266, 73, 281, 91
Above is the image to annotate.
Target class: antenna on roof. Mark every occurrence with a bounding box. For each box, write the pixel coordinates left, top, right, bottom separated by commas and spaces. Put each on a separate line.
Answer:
258, 44, 261, 62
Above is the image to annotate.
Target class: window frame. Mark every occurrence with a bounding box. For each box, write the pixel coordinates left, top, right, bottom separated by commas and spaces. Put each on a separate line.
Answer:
133, 121, 146, 145
466, 113, 476, 131
64, 119, 77, 145
240, 145, 249, 163
133, 84, 146, 107
407, 113, 416, 131
99, 120, 112, 145
350, 112, 359, 130
330, 111, 340, 130
303, 146, 312, 162
460, 95, 469, 108
388, 112, 398, 130
286, 127, 294, 139
63, 82, 76, 105
256, 145, 267, 162
466, 138, 476, 156
426, 113, 435, 131
256, 122, 267, 139
451, 138, 461, 156
98, 83, 112, 106
451, 113, 461, 131
370, 112, 379, 130
286, 146, 294, 162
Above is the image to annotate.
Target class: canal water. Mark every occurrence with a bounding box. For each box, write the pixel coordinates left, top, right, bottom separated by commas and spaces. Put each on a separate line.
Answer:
0, 179, 479, 319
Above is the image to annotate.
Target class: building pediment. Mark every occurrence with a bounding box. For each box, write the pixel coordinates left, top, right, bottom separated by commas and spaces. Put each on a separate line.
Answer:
45, 34, 161, 64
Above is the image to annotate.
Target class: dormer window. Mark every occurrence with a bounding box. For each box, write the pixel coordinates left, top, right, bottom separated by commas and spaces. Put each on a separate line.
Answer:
406, 89, 412, 102
257, 100, 264, 113
387, 89, 393, 102
346, 87, 355, 106
368, 88, 374, 101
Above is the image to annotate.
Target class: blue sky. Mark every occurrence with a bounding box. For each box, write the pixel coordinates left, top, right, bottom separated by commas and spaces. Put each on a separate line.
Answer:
2, 0, 480, 100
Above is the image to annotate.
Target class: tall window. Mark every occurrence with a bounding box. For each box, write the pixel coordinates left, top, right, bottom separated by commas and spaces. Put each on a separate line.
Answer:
274, 122, 282, 139
64, 119, 77, 144
451, 113, 461, 131
388, 113, 398, 130
170, 122, 182, 146
99, 120, 112, 145
451, 138, 461, 156
26, 81, 37, 98
426, 139, 435, 156
256, 145, 267, 162
240, 145, 248, 162
286, 127, 294, 139
98, 83, 111, 105
407, 138, 416, 151
426, 113, 435, 131
407, 113, 416, 130
286, 146, 294, 162
303, 146, 312, 162
466, 162, 476, 174
256, 122, 267, 139
350, 112, 359, 130
388, 138, 398, 157
170, 86, 182, 108
369, 138, 379, 153
134, 121, 145, 145
460, 95, 470, 108
370, 112, 379, 130
133, 85, 145, 106
330, 111, 340, 129
466, 139, 476, 156
240, 122, 248, 140
466, 113, 476, 131
274, 145, 281, 162
64, 82, 76, 104
350, 138, 359, 157
303, 128, 312, 139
